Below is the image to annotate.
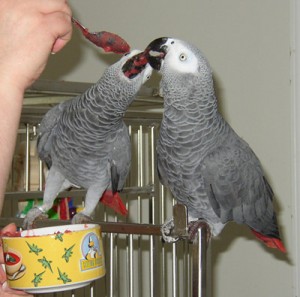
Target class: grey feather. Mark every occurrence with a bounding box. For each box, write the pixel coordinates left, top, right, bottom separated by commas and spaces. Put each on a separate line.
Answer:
23, 50, 152, 228
149, 38, 283, 245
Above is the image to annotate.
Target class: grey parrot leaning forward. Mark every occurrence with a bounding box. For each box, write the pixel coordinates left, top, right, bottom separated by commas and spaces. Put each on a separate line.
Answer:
23, 50, 152, 229
139, 37, 285, 252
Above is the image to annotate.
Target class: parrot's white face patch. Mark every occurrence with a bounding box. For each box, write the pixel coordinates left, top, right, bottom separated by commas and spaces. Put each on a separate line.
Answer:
163, 39, 199, 74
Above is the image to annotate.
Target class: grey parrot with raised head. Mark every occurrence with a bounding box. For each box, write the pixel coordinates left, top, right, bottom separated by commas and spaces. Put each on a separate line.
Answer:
143, 37, 285, 252
23, 50, 152, 229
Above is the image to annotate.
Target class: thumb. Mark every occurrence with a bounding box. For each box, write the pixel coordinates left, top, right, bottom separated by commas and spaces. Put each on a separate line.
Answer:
1, 223, 17, 236
46, 12, 72, 54
0, 223, 17, 263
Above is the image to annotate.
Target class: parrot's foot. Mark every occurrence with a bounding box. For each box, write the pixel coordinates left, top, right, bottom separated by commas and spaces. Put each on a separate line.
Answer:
188, 220, 211, 243
22, 207, 48, 230
161, 218, 179, 243
71, 213, 93, 224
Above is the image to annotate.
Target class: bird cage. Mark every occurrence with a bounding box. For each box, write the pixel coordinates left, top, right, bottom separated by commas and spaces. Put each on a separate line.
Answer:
0, 80, 210, 297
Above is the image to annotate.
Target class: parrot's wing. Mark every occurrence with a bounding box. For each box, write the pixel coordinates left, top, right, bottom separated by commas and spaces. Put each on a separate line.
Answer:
157, 156, 169, 188
37, 101, 70, 168
201, 137, 280, 238
109, 124, 131, 192
100, 124, 131, 216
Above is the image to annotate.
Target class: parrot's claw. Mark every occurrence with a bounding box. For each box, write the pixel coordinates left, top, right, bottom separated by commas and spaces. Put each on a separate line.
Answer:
71, 213, 93, 224
161, 217, 211, 244
22, 207, 48, 230
161, 218, 179, 243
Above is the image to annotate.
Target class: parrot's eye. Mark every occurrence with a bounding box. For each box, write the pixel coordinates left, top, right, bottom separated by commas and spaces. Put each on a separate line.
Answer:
179, 53, 187, 61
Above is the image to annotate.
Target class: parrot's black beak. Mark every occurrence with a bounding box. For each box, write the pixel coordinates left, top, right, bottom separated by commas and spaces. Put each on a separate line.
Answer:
122, 37, 169, 78
145, 37, 169, 70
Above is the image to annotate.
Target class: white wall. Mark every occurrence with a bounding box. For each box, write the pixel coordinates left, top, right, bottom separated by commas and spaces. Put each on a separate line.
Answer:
42, 1, 295, 296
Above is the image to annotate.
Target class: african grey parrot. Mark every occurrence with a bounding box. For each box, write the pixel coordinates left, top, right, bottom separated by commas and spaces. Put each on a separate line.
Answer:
143, 37, 285, 252
23, 50, 152, 229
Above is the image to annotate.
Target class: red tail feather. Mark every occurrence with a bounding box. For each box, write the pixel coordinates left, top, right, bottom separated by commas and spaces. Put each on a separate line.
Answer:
251, 229, 286, 253
100, 190, 128, 216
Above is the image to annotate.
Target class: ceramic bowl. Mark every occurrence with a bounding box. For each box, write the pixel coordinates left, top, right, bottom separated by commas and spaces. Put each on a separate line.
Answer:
1, 224, 105, 293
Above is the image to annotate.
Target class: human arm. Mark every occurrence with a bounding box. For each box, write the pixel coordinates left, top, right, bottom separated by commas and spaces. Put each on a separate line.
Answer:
0, 0, 73, 213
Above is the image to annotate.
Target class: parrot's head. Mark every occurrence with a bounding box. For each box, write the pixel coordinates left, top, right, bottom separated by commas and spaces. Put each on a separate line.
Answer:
145, 37, 212, 78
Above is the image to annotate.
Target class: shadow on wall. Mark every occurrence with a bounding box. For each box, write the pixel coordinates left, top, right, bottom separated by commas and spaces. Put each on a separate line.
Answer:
41, 28, 83, 80
211, 220, 291, 270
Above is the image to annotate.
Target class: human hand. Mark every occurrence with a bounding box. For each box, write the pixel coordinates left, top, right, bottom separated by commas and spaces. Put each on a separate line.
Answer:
0, 224, 33, 296
0, 0, 72, 93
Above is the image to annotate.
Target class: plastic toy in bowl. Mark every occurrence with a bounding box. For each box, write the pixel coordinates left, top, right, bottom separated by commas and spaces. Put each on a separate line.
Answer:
1, 224, 105, 293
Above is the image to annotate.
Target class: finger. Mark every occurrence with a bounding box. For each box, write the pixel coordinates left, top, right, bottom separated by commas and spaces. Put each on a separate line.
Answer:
0, 265, 6, 284
37, 0, 72, 16
45, 12, 73, 53
0, 224, 17, 263
51, 37, 70, 54
1, 223, 17, 235
2, 281, 34, 296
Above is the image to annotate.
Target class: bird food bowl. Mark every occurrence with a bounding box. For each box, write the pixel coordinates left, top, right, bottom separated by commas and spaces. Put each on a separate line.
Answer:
1, 224, 105, 293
